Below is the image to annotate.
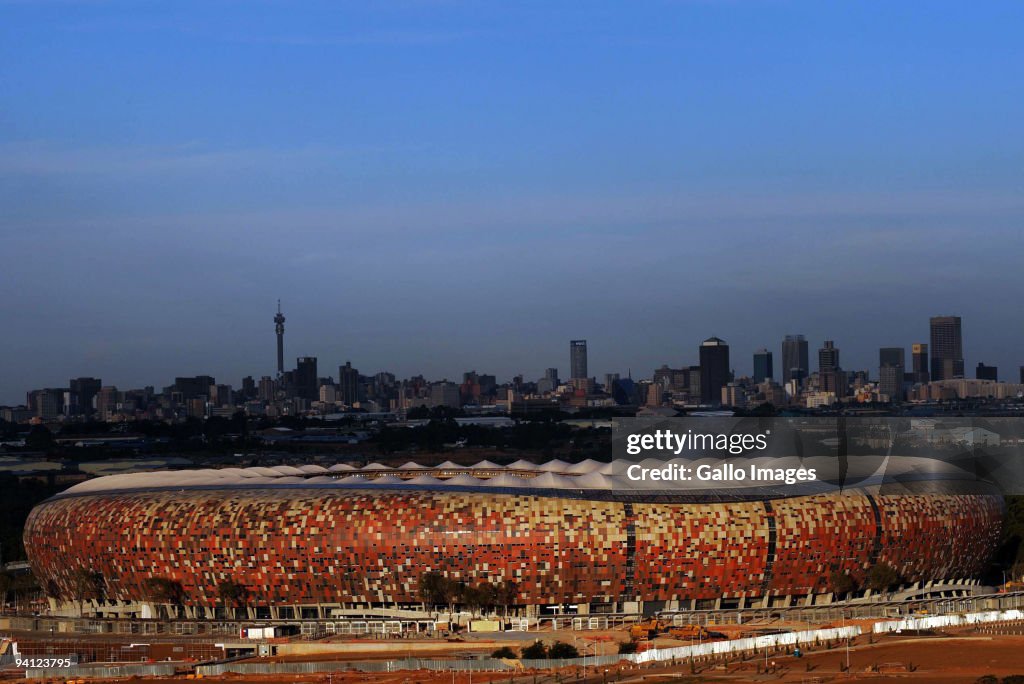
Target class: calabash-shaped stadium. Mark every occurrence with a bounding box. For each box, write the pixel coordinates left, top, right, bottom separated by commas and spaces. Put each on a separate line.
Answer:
24, 457, 1004, 619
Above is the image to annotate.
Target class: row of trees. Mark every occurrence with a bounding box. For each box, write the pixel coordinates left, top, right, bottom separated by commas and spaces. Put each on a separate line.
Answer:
830, 561, 903, 595
491, 641, 579, 660
48, 572, 251, 617
419, 571, 519, 616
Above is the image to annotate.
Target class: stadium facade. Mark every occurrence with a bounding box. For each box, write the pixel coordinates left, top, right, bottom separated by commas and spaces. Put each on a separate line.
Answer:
24, 459, 1004, 619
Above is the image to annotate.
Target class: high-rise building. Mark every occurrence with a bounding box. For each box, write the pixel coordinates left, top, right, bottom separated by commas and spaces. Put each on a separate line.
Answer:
258, 376, 276, 402
976, 363, 998, 382
604, 373, 619, 393
912, 343, 930, 384
818, 340, 840, 373
879, 347, 905, 369
274, 300, 286, 377
879, 365, 904, 402
816, 341, 846, 397
929, 316, 964, 381
96, 386, 121, 421
878, 347, 905, 402
536, 368, 559, 394
570, 340, 588, 380
28, 388, 65, 420
699, 337, 730, 405
1020, 366, 1024, 384
782, 335, 809, 385
338, 361, 360, 405
430, 381, 461, 409
293, 357, 318, 401
210, 384, 233, 407
172, 376, 216, 401
753, 349, 773, 383
241, 376, 256, 400
69, 377, 101, 417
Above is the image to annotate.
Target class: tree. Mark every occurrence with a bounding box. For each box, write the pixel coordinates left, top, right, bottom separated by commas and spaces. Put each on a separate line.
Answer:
419, 571, 457, 612
491, 647, 517, 659
830, 569, 858, 595
461, 584, 486, 617
865, 562, 901, 593
618, 641, 639, 655
69, 568, 105, 615
520, 641, 547, 660
217, 579, 250, 616
548, 642, 579, 659
143, 576, 186, 617
25, 424, 54, 451
497, 579, 519, 617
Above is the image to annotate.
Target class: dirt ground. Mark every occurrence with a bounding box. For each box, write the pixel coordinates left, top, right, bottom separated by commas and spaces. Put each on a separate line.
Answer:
11, 630, 1024, 683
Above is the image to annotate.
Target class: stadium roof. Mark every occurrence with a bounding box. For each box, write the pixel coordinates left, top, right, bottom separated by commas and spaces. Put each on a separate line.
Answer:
52, 454, 982, 499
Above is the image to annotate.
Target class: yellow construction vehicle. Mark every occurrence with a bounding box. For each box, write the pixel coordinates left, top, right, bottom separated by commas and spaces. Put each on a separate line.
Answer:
667, 624, 712, 640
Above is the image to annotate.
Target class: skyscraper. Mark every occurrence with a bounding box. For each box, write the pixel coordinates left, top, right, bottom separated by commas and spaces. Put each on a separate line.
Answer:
69, 377, 101, 417
274, 301, 286, 377
879, 347, 905, 369
570, 340, 588, 380
294, 357, 318, 401
818, 340, 839, 373
930, 316, 964, 381
338, 361, 360, 405
818, 341, 846, 396
699, 337, 730, 405
879, 348, 905, 402
782, 335, 809, 385
753, 349, 773, 383
911, 343, 930, 383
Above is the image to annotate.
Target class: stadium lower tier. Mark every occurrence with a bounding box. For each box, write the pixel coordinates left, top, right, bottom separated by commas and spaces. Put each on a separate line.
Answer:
24, 488, 1004, 610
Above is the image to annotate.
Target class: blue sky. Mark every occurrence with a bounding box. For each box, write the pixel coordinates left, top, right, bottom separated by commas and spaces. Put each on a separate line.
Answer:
2, 1, 1023, 402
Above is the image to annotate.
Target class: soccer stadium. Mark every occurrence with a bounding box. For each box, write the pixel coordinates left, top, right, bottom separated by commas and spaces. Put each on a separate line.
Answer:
24, 458, 1004, 620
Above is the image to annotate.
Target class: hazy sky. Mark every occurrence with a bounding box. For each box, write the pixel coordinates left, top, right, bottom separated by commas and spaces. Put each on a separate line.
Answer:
2, 1, 1024, 404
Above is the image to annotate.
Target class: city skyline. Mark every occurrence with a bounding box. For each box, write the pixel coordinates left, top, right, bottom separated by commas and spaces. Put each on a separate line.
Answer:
4, 304, 1020, 407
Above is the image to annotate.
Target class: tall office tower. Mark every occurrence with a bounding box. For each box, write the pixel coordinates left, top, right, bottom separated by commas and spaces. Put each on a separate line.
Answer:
95, 386, 121, 420
782, 334, 809, 385
929, 316, 964, 381
570, 340, 588, 379
1020, 366, 1024, 384
879, 347, 905, 369
544, 368, 559, 387
604, 373, 619, 392
817, 341, 846, 396
338, 361, 360, 405
258, 376, 276, 402
818, 340, 840, 373
172, 376, 216, 401
241, 376, 256, 400
294, 357, 318, 401
274, 300, 286, 377
210, 384, 233, 407
699, 337, 730, 405
976, 363, 998, 381
69, 377, 101, 417
879, 365, 904, 402
753, 349, 773, 383
912, 343, 930, 383
878, 347, 905, 401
